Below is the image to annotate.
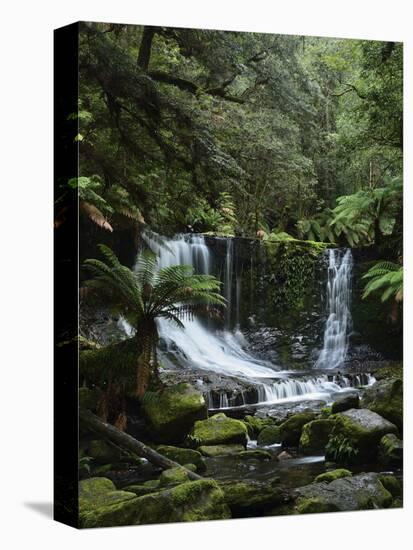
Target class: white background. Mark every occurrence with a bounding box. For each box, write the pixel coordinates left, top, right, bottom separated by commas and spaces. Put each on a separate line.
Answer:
0, 0, 411, 548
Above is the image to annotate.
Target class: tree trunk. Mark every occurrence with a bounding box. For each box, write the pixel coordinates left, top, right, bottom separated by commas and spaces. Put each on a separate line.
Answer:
80, 408, 203, 480
137, 27, 156, 70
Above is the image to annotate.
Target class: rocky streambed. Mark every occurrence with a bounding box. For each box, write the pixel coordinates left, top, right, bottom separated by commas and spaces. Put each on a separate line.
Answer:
79, 363, 403, 527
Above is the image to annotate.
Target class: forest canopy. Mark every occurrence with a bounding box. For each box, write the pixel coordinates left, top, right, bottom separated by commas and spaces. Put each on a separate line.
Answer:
75, 22, 402, 249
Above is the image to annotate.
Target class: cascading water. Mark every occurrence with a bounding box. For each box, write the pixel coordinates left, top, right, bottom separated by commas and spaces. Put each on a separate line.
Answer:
123, 233, 373, 408
316, 248, 353, 369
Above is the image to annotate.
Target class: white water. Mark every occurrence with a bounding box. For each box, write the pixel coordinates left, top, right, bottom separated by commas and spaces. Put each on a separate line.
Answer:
125, 233, 372, 407
316, 248, 353, 369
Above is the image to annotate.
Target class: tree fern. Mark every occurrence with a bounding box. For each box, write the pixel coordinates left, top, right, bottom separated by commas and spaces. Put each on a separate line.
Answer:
83, 246, 226, 396
362, 261, 403, 302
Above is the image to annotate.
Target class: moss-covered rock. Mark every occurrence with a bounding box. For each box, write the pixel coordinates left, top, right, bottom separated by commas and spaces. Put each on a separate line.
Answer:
373, 364, 403, 381
257, 425, 281, 446
278, 412, 318, 446
123, 483, 161, 497
79, 387, 102, 412
142, 383, 207, 443
219, 478, 286, 517
79, 477, 136, 515
80, 478, 230, 527
159, 467, 190, 487
189, 413, 248, 447
156, 445, 206, 472
296, 472, 393, 513
299, 419, 335, 454
378, 433, 403, 467
297, 497, 339, 514
361, 377, 403, 430
315, 469, 352, 483
198, 444, 245, 457
378, 475, 402, 498
331, 393, 359, 414
87, 440, 122, 464
329, 408, 398, 462
243, 415, 277, 439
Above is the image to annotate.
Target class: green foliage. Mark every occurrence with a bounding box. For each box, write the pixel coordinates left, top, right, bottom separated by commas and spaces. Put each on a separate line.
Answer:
325, 435, 359, 464
362, 261, 403, 303
83, 245, 226, 394
79, 450, 94, 478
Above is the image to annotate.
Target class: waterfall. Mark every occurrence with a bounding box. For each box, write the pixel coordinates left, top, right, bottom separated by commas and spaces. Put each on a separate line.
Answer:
316, 248, 353, 369
121, 233, 368, 408
224, 239, 234, 328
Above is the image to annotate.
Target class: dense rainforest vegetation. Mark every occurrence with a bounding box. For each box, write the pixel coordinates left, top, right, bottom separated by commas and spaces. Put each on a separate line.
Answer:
60, 22, 404, 527
73, 23, 402, 245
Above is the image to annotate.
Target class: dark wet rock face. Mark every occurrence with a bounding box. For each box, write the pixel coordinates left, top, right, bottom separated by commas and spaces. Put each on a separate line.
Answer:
295, 473, 393, 513
378, 433, 403, 467
299, 419, 335, 455
331, 393, 360, 414
361, 377, 403, 430
329, 408, 398, 463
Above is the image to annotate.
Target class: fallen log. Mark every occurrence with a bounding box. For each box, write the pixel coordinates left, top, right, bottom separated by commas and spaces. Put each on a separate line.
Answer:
79, 408, 203, 481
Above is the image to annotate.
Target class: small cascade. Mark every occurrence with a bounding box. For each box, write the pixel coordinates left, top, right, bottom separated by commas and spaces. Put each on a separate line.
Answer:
316, 249, 353, 369
206, 373, 375, 410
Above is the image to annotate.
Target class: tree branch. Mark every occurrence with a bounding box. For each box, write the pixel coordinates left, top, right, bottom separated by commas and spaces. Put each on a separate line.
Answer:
80, 408, 203, 480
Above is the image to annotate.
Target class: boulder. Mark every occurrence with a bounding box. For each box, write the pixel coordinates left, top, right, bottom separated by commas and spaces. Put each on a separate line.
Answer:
219, 478, 288, 517
243, 415, 277, 439
87, 440, 122, 464
378, 475, 402, 498
257, 425, 281, 446
361, 377, 403, 430
378, 433, 403, 467
315, 469, 352, 483
79, 477, 137, 524
159, 466, 190, 487
189, 413, 248, 447
299, 419, 335, 454
278, 450, 293, 460
278, 412, 318, 446
156, 445, 206, 472
80, 479, 231, 527
329, 408, 398, 462
296, 472, 393, 513
142, 383, 207, 443
198, 444, 245, 457
331, 393, 359, 414
123, 480, 161, 497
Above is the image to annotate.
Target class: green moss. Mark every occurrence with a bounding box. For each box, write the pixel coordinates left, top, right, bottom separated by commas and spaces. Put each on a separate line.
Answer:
183, 463, 197, 472
159, 467, 190, 487
123, 483, 161, 497
296, 497, 339, 514
80, 479, 230, 527
315, 469, 352, 483
243, 415, 276, 439
79, 387, 102, 412
278, 412, 318, 446
189, 413, 248, 447
328, 409, 398, 462
79, 337, 139, 388
373, 364, 403, 381
257, 426, 281, 446
198, 444, 245, 457
156, 445, 206, 472
378, 433, 403, 466
220, 480, 284, 516
87, 439, 122, 464
299, 419, 335, 454
143, 383, 207, 443
79, 477, 136, 514
378, 475, 402, 498
362, 379, 403, 430
320, 407, 332, 418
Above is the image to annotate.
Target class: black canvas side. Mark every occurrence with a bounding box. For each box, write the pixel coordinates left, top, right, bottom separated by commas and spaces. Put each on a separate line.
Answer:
54, 22, 80, 528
